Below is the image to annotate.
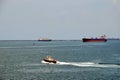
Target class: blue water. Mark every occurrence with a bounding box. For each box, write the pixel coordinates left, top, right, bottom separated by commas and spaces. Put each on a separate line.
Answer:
0, 40, 120, 80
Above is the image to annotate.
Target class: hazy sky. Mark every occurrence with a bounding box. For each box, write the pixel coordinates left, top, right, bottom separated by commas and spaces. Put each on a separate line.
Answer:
0, 0, 120, 40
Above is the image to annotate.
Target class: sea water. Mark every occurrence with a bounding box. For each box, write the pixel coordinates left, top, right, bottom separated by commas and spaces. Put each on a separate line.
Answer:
0, 40, 120, 80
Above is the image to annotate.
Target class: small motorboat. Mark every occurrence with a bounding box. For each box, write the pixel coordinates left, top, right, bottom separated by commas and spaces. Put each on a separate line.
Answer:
42, 56, 57, 64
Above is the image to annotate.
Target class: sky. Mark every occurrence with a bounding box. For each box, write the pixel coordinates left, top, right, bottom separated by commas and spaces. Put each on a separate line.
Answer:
0, 0, 120, 40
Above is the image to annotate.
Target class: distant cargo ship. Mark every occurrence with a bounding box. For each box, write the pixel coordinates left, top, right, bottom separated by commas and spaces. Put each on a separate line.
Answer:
38, 38, 52, 41
82, 35, 107, 42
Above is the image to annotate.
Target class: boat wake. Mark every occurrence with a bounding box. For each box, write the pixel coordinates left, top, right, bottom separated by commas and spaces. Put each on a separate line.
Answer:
42, 61, 120, 68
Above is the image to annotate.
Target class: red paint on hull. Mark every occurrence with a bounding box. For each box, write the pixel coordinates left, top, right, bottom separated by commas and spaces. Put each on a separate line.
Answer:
82, 38, 107, 42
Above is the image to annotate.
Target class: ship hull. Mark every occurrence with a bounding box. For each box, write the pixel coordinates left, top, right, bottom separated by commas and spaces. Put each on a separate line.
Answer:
38, 40, 52, 41
82, 38, 107, 42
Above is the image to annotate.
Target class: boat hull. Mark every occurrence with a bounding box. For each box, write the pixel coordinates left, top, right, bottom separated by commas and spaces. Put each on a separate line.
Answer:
43, 59, 57, 64
82, 38, 107, 42
38, 40, 52, 41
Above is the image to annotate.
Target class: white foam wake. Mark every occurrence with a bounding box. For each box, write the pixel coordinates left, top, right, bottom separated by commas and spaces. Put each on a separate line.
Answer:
41, 60, 120, 68
57, 61, 95, 66
56, 61, 120, 68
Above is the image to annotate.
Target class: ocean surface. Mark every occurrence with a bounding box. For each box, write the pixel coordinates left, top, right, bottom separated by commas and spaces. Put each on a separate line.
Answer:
0, 40, 120, 80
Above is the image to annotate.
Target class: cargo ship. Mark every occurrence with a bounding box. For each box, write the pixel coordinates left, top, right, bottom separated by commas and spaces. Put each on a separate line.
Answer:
82, 35, 107, 42
38, 38, 52, 41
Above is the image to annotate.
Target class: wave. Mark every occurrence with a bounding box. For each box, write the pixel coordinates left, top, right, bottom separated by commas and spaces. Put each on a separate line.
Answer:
57, 61, 120, 68
0, 65, 3, 67
19, 63, 44, 67
0, 45, 75, 49
16, 61, 120, 68
17, 68, 79, 73
42, 61, 120, 68
17, 61, 120, 73
17, 60, 120, 68
0, 47, 18, 49
0, 46, 41, 49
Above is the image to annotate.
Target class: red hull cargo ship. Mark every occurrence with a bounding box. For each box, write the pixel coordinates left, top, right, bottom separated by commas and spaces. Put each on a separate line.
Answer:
82, 35, 107, 42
